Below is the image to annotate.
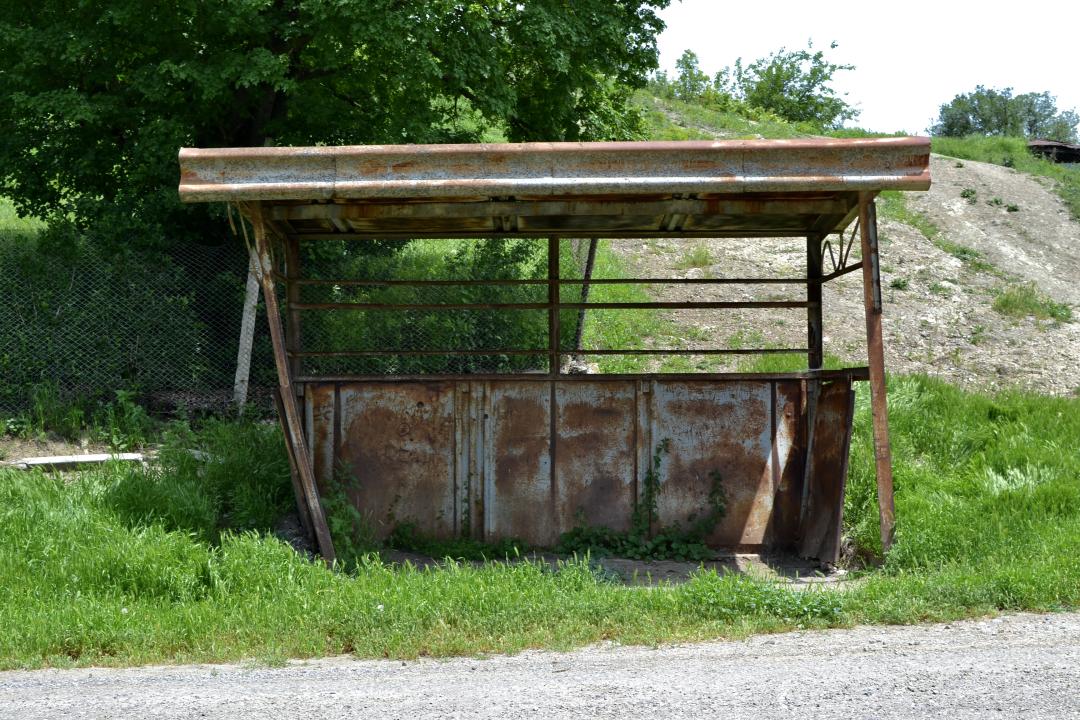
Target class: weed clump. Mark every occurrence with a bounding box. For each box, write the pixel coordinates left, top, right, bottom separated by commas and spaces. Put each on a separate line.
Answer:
557, 440, 727, 562
992, 282, 1072, 323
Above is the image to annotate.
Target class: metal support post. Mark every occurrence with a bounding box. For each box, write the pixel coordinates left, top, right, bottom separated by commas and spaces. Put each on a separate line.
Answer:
807, 234, 824, 371
858, 193, 895, 552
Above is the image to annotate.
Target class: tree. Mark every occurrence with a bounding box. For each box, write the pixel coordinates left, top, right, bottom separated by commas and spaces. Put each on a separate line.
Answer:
673, 50, 709, 101
931, 86, 1078, 143
0, 0, 670, 249
715, 41, 858, 129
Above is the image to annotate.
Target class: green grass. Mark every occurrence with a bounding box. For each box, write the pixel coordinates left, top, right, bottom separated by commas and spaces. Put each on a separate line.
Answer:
673, 244, 713, 270
2, 375, 1077, 669
0, 197, 45, 237
576, 240, 672, 372
992, 282, 1073, 323
636, 91, 809, 141
931, 135, 1080, 221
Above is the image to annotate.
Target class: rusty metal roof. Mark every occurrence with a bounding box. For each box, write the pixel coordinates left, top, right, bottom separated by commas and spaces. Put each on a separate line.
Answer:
178, 138, 930, 238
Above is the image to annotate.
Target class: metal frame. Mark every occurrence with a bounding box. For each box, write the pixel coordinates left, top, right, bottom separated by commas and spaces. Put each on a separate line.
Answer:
180, 139, 929, 559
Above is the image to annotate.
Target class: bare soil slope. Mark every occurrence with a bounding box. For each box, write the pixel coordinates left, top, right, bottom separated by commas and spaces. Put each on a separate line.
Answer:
611, 154, 1080, 395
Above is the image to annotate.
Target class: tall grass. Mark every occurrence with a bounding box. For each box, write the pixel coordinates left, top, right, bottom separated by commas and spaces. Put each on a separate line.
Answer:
1, 375, 1077, 669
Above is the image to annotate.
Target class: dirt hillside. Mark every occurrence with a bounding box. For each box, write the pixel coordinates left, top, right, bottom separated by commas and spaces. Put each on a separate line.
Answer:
610, 154, 1080, 396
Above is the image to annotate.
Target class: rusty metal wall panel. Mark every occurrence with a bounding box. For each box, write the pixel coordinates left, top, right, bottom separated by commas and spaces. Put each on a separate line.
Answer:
650, 381, 777, 547
554, 382, 637, 535
305, 384, 337, 491
332, 382, 458, 539
305, 377, 851, 552
486, 382, 554, 545
766, 381, 808, 549
799, 380, 857, 563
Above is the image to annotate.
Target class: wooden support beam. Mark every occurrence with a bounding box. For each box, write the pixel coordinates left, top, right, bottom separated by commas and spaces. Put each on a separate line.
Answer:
248, 203, 337, 563
858, 192, 895, 553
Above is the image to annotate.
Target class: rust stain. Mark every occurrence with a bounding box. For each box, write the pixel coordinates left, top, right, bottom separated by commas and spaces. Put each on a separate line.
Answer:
555, 382, 637, 533
333, 382, 456, 539
489, 383, 553, 546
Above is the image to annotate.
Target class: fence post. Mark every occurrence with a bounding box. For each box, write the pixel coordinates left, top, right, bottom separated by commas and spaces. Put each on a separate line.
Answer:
233, 250, 260, 412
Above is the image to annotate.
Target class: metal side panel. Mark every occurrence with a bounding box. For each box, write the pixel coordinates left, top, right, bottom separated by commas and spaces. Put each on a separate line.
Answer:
334, 382, 457, 539
303, 377, 848, 553
305, 384, 337, 491
799, 379, 856, 563
649, 380, 800, 548
486, 381, 554, 546
554, 381, 638, 535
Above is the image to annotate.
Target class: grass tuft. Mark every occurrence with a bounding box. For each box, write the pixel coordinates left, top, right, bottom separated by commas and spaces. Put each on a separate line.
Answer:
992, 282, 1072, 323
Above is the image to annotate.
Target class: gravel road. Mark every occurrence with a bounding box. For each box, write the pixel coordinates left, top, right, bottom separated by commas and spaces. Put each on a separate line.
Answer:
3, 612, 1078, 719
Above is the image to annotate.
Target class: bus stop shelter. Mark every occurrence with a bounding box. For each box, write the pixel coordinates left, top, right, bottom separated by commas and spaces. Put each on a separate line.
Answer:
179, 138, 931, 564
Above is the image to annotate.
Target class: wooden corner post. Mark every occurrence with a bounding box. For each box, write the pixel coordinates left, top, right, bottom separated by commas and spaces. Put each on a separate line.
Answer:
247, 202, 337, 563
858, 193, 895, 552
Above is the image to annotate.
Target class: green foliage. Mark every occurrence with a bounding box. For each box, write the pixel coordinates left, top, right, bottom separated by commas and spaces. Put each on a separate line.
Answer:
5, 383, 155, 450
992, 282, 1072, 323
931, 135, 1080, 221
680, 572, 842, 624
635, 90, 809, 141
889, 278, 909, 290
931, 86, 1078, 142
52, 417, 293, 548
960, 188, 978, 203
674, 244, 713, 270
0, 0, 670, 250
844, 375, 1080, 567
673, 50, 710, 101
557, 440, 728, 562
714, 41, 858, 129
320, 464, 377, 571
301, 238, 579, 375
387, 522, 527, 562
1, 379, 1079, 668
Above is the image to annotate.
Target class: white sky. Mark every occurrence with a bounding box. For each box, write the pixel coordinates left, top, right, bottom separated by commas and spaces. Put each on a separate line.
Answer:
656, 0, 1080, 134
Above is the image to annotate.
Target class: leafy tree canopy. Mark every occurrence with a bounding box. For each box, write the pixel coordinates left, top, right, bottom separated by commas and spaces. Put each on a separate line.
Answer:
653, 41, 858, 130
0, 0, 669, 248
931, 86, 1078, 143
715, 41, 858, 129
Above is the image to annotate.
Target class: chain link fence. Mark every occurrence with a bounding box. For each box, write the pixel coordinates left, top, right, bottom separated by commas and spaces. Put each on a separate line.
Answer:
0, 233, 277, 415
0, 234, 600, 415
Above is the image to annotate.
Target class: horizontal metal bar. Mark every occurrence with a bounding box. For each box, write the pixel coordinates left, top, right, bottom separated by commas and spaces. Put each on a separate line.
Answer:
570, 348, 808, 356
293, 302, 550, 311
292, 350, 546, 357
292, 367, 872, 383
272, 197, 851, 222
291, 347, 807, 358
290, 277, 816, 287
290, 230, 813, 241
291, 301, 814, 311
820, 260, 864, 283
